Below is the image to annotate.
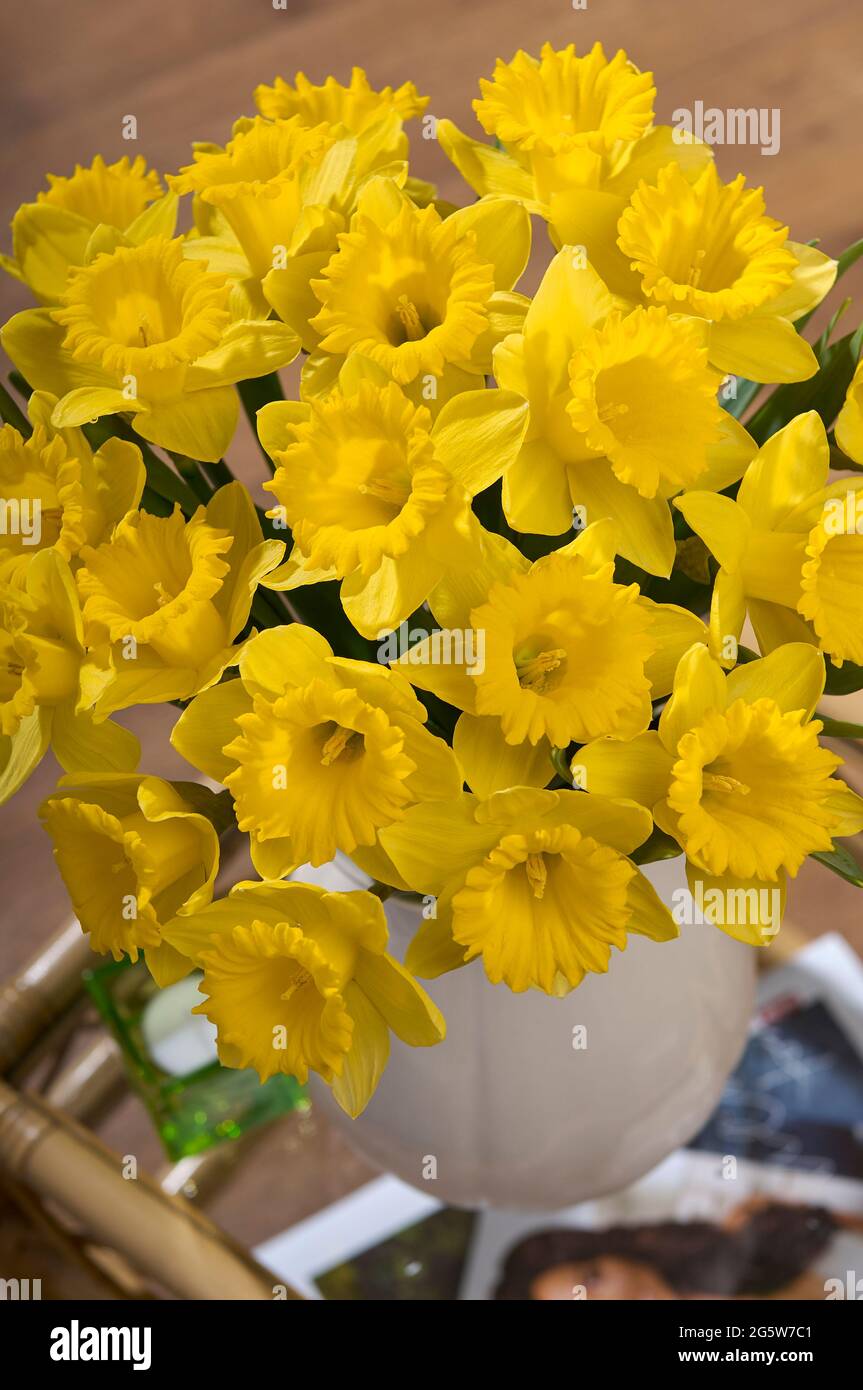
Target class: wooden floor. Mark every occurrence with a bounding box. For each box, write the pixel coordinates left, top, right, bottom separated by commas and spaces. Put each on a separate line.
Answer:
2, 0, 863, 1261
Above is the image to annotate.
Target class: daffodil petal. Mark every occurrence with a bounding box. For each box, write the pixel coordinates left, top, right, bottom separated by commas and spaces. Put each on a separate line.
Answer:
625, 869, 680, 941
544, 789, 654, 857
431, 389, 528, 496
503, 438, 573, 534
445, 197, 531, 292
747, 597, 814, 655
404, 896, 468, 978
0, 710, 52, 807
330, 983, 390, 1119
659, 643, 726, 753
171, 679, 252, 781
736, 411, 829, 525
342, 550, 444, 639
134, 387, 239, 464
453, 712, 552, 796
390, 632, 479, 711
725, 642, 825, 719
144, 940, 195, 988
685, 861, 786, 947
51, 707, 140, 774
522, 249, 613, 396
256, 400, 312, 459
239, 624, 333, 699
710, 569, 747, 666
709, 315, 818, 384
639, 598, 709, 696
354, 951, 446, 1046
674, 492, 750, 572
767, 243, 837, 323
574, 732, 673, 809
695, 411, 758, 493
548, 189, 642, 299
11, 203, 92, 300
569, 458, 676, 576
185, 319, 300, 390
126, 192, 180, 246
436, 119, 536, 204
52, 387, 145, 428
379, 794, 496, 896
824, 781, 863, 837
2, 309, 112, 395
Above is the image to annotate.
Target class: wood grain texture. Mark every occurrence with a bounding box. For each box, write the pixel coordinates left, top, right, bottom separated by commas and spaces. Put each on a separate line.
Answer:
1, 0, 863, 1254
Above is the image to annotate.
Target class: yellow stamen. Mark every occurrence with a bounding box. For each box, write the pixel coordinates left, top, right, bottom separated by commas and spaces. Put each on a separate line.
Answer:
596, 401, 630, 425
281, 966, 312, 1002
686, 247, 708, 289
702, 771, 750, 796
395, 294, 425, 341
357, 476, 410, 508
320, 726, 362, 766
525, 852, 548, 900
516, 648, 567, 693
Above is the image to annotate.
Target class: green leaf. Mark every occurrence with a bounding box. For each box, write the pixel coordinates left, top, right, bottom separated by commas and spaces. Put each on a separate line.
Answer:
824, 658, 863, 696
631, 827, 682, 865
811, 843, 863, 888
721, 376, 762, 420
0, 380, 31, 435
816, 715, 863, 739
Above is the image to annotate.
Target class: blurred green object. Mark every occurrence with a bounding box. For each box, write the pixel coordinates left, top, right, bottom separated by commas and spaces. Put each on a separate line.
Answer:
85, 956, 308, 1160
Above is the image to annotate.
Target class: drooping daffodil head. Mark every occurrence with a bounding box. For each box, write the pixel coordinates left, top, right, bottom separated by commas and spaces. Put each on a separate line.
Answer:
39, 774, 224, 986
160, 878, 445, 1117
0, 548, 139, 806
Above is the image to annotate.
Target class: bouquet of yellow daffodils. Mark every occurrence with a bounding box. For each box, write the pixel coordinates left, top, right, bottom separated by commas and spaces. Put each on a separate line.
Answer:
3, 44, 863, 1119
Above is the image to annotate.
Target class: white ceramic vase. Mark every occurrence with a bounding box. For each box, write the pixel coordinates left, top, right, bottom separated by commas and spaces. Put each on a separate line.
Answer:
311, 856, 757, 1210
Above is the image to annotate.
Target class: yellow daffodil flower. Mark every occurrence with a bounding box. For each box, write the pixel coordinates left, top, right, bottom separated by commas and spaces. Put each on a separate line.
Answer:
40, 773, 223, 986
611, 163, 834, 382
379, 785, 677, 993
255, 67, 427, 133
390, 518, 707, 796
493, 248, 757, 574
160, 878, 445, 1116
170, 622, 462, 882
0, 391, 145, 585
76, 482, 284, 713
254, 67, 429, 184
438, 43, 711, 243
836, 355, 863, 466
171, 114, 399, 335
576, 643, 863, 943
675, 412, 863, 667
257, 356, 528, 637
1, 154, 178, 303
300, 175, 531, 397
0, 549, 138, 805
1, 236, 300, 462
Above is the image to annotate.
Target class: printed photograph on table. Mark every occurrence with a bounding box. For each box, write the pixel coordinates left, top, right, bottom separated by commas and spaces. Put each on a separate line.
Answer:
1, 0, 862, 1347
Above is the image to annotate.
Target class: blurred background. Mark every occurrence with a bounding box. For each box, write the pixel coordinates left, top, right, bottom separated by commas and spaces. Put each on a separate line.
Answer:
2, 0, 863, 1297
